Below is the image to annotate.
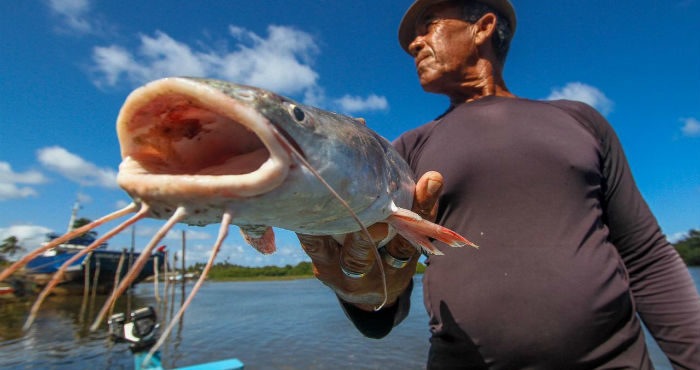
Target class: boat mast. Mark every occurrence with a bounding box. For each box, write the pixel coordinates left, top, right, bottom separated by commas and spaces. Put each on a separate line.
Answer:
67, 198, 81, 233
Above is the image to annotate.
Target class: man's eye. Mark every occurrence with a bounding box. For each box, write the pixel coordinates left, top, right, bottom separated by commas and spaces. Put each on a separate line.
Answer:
425, 18, 440, 29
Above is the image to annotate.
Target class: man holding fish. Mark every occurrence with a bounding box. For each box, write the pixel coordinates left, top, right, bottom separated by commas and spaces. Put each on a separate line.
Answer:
299, 0, 700, 368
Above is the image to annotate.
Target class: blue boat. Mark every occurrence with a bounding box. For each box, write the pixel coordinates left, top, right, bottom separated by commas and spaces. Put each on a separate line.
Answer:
25, 201, 164, 293
25, 236, 163, 294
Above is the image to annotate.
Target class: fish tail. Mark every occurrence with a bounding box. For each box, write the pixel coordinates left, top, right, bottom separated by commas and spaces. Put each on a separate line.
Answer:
388, 208, 479, 255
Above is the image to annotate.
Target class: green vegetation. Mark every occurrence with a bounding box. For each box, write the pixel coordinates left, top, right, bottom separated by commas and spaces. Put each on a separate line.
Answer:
1, 236, 24, 265
186, 260, 430, 281
674, 229, 700, 266
1, 236, 24, 258
190, 261, 315, 281
416, 261, 427, 274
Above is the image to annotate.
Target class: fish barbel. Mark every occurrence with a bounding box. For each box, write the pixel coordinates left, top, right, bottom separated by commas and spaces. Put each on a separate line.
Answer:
1, 77, 476, 354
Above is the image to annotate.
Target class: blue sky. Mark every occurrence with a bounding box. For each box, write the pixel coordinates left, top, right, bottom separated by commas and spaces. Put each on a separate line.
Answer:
1, 0, 698, 267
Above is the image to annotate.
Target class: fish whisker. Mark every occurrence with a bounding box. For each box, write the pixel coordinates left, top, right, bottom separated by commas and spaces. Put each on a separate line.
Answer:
142, 210, 233, 367
0, 203, 138, 283
23, 205, 150, 330
270, 125, 389, 311
91, 205, 187, 332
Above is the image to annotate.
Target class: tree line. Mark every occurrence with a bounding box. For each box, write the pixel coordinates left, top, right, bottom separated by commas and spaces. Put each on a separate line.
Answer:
674, 229, 700, 266
3, 229, 700, 269
186, 260, 428, 280
190, 261, 315, 280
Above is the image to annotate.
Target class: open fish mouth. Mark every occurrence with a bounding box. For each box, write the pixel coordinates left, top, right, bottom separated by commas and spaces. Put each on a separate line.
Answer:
116, 77, 292, 200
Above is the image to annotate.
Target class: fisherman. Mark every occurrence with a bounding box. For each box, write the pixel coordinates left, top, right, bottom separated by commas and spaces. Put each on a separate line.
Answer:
298, 0, 700, 368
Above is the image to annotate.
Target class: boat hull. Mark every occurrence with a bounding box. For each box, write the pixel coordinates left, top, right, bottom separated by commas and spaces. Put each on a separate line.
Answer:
25, 248, 162, 294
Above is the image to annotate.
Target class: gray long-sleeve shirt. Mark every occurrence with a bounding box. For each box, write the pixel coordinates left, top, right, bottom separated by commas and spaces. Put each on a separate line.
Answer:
343, 97, 700, 369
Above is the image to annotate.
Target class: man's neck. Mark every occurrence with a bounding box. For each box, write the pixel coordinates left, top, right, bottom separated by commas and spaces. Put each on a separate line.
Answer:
448, 59, 515, 105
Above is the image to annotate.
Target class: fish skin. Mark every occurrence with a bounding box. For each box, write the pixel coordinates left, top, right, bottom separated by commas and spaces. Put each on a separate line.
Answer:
116, 77, 473, 254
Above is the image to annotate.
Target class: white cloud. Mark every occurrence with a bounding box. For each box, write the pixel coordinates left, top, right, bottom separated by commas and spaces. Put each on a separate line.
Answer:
0, 224, 53, 251
132, 225, 213, 241
546, 82, 614, 116
91, 45, 143, 86
47, 0, 93, 33
76, 191, 92, 204
219, 25, 320, 95
169, 229, 212, 241
0, 162, 47, 200
0, 183, 37, 200
170, 230, 308, 267
335, 94, 389, 113
667, 231, 688, 243
681, 117, 700, 137
90, 25, 387, 113
92, 26, 318, 97
37, 146, 118, 188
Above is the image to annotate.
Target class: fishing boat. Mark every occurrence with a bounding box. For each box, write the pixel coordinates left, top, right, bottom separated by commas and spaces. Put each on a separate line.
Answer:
24, 201, 165, 294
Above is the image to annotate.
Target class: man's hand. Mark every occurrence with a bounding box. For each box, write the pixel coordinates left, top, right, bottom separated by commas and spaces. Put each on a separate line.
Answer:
297, 171, 444, 311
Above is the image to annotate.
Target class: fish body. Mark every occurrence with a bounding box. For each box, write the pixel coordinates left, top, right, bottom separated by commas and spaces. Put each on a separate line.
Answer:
117, 77, 471, 253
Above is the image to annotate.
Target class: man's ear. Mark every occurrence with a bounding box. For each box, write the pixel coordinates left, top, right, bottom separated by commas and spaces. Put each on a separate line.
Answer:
474, 12, 497, 46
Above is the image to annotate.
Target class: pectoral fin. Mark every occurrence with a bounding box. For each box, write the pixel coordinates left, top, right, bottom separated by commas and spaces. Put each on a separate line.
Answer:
240, 225, 276, 254
387, 207, 478, 255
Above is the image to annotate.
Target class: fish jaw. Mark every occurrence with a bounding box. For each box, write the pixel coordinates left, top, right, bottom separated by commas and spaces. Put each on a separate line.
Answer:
116, 77, 292, 221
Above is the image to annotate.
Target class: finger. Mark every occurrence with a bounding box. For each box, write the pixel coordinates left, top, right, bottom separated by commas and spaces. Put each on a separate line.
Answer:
297, 234, 337, 264
384, 236, 419, 261
386, 171, 444, 260
366, 223, 389, 243
413, 171, 443, 221
339, 232, 377, 276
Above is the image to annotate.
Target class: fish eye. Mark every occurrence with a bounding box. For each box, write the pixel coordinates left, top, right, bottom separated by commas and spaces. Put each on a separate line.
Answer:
290, 105, 305, 122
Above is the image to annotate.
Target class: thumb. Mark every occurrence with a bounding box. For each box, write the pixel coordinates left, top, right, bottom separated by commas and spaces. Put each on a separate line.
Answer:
413, 171, 443, 222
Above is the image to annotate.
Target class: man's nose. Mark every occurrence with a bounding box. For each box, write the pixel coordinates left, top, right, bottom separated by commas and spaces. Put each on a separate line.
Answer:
408, 36, 426, 57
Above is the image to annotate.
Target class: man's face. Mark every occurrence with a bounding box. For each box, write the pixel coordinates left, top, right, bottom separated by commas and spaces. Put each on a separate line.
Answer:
410, 3, 478, 94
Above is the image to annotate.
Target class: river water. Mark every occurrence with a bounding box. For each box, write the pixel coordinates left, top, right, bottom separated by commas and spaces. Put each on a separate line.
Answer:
1, 268, 699, 369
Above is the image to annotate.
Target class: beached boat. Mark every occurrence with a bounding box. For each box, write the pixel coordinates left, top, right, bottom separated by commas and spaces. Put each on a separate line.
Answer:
25, 236, 164, 294
24, 201, 165, 294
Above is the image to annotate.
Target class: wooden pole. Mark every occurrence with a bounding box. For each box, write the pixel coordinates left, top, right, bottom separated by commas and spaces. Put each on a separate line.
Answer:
154, 253, 160, 302
109, 250, 127, 317
181, 230, 186, 277
88, 259, 101, 319
128, 225, 135, 313
79, 252, 92, 324
181, 230, 186, 294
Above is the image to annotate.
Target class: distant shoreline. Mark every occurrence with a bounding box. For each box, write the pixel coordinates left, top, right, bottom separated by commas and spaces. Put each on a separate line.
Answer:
207, 275, 315, 282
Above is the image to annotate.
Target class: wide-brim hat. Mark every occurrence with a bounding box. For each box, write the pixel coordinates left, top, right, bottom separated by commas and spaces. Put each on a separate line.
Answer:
398, 0, 516, 54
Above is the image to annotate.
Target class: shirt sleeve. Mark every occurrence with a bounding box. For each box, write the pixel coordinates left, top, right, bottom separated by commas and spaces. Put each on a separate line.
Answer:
337, 279, 414, 339
564, 101, 700, 368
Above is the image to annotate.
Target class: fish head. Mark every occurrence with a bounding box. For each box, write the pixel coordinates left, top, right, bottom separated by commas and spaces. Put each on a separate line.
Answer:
116, 77, 307, 222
